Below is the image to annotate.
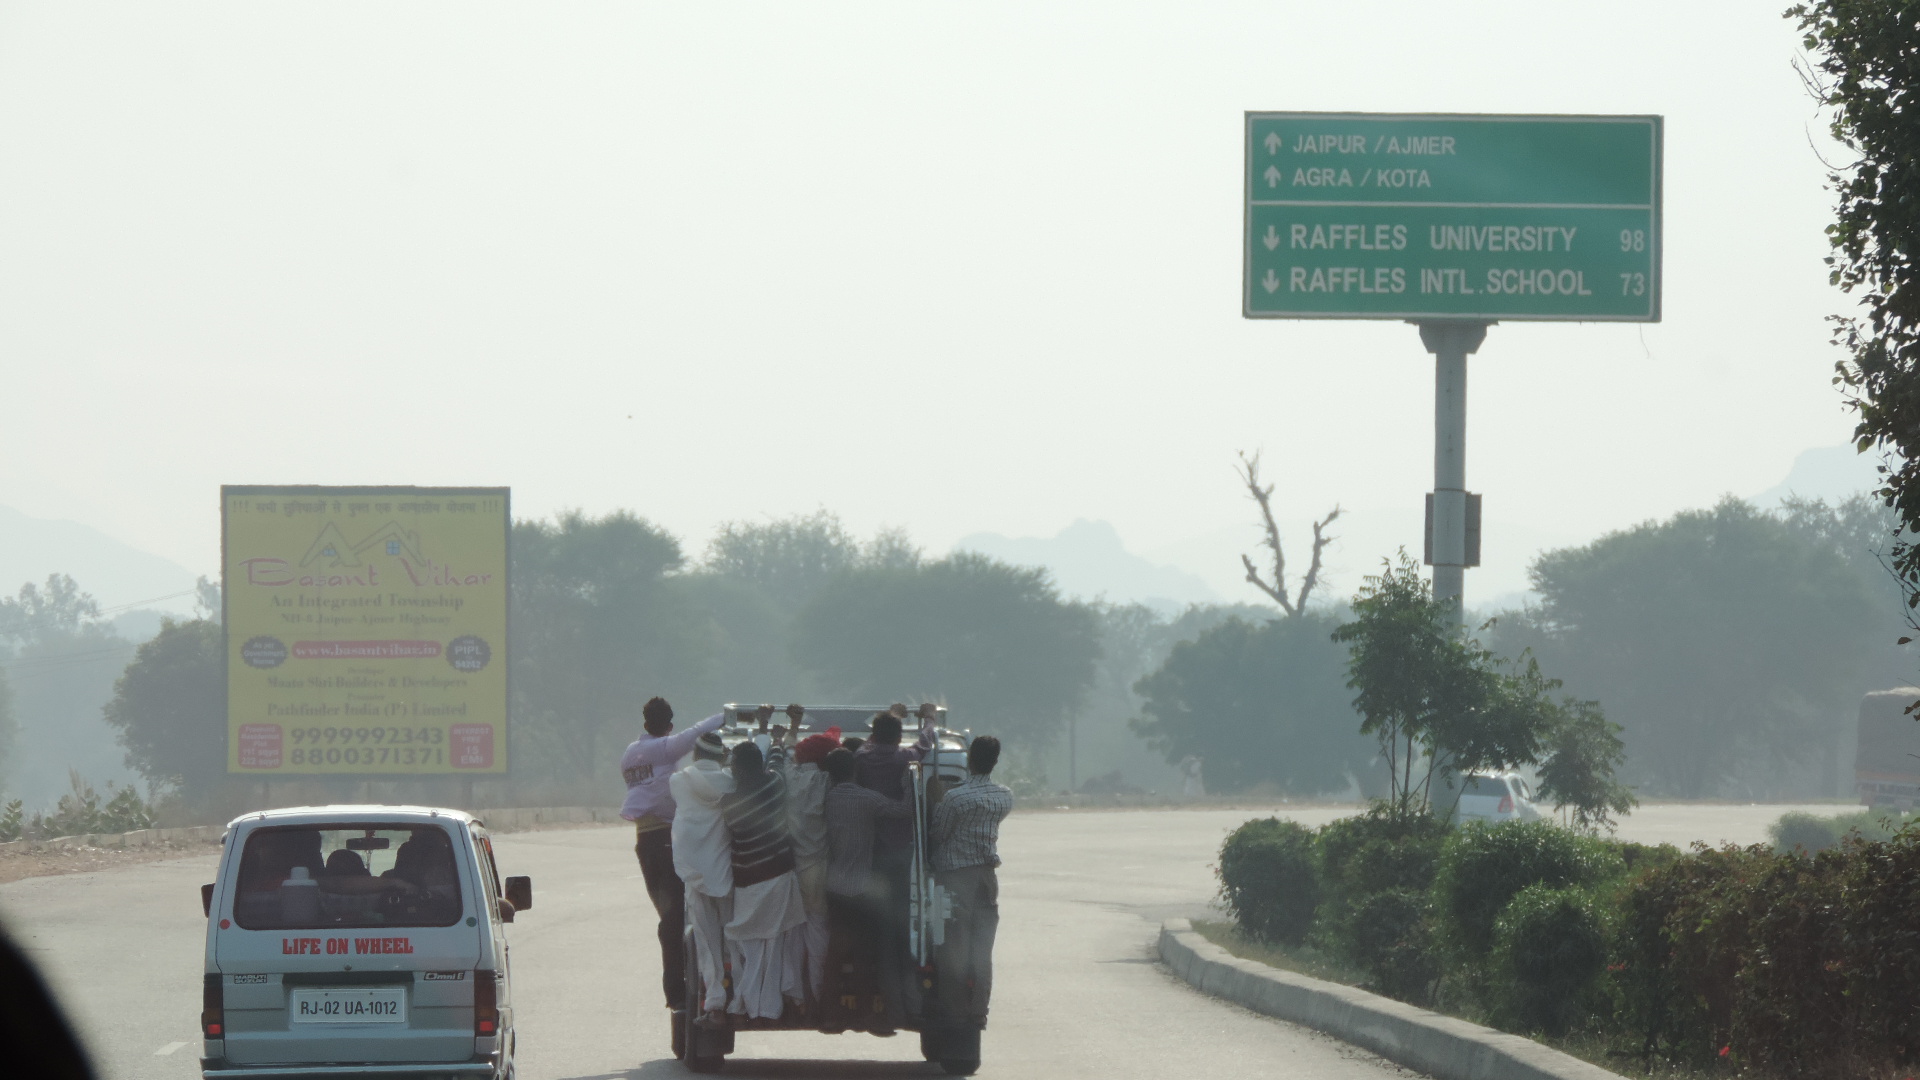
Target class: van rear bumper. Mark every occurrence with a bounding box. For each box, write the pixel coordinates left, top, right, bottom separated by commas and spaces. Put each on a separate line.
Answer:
200, 1060, 496, 1078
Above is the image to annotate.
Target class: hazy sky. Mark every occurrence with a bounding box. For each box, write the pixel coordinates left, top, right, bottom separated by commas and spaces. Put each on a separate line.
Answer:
0, 2, 1866, 608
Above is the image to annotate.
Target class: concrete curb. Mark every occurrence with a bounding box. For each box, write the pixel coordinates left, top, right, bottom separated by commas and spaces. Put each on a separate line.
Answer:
0, 824, 224, 855
1157, 919, 1624, 1080
0, 806, 626, 856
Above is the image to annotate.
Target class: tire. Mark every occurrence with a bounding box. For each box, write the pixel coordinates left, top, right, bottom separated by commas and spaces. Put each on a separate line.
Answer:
682, 926, 726, 1072
919, 1029, 941, 1062
938, 1023, 979, 1074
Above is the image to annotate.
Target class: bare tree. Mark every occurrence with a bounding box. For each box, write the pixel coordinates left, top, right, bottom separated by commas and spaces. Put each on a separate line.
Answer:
1237, 451, 1341, 617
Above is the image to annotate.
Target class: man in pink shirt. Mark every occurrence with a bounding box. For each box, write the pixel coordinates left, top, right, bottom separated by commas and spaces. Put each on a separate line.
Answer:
621, 697, 728, 1010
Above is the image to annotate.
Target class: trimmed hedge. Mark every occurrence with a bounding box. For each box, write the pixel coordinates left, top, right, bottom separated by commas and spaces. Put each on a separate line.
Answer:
1492, 884, 1607, 1036
1218, 810, 1920, 1078
1218, 817, 1319, 945
1432, 819, 1622, 959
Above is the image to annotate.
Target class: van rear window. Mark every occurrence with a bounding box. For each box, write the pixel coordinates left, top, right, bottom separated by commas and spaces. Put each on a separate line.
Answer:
233, 825, 464, 930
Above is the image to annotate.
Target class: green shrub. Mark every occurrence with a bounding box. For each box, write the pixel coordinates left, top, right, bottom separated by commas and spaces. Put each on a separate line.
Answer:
1218, 817, 1319, 945
1769, 808, 1907, 853
1432, 820, 1623, 959
28, 771, 159, 839
1492, 884, 1607, 1035
1344, 886, 1439, 1003
1316, 807, 1447, 900
101, 784, 157, 832
1310, 807, 1447, 1001
0, 799, 21, 843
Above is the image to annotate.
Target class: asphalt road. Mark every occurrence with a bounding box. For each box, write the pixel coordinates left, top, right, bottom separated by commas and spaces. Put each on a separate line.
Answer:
0, 802, 1845, 1080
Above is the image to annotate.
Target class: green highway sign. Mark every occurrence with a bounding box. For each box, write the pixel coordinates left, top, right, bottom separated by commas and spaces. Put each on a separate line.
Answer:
1244, 112, 1662, 321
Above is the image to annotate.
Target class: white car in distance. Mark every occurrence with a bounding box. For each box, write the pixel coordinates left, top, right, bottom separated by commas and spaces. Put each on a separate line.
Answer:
1451, 772, 1543, 824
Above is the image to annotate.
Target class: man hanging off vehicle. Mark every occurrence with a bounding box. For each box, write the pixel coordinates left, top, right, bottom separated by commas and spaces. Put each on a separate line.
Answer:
929, 735, 1012, 1032
620, 697, 728, 1011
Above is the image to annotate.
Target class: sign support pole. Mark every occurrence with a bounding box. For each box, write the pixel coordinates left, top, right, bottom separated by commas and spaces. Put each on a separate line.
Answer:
1417, 321, 1488, 623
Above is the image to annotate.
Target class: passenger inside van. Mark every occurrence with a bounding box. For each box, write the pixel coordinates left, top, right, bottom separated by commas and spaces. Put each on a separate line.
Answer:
324, 850, 369, 878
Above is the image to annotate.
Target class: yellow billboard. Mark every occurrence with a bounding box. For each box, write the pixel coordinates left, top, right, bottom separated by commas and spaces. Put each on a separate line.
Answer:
223, 486, 509, 775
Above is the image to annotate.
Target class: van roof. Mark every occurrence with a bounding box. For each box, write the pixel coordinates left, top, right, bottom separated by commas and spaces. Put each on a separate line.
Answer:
223, 805, 480, 830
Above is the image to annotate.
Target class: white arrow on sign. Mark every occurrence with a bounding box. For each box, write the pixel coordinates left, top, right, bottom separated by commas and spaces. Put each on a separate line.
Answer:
1262, 225, 1280, 251
1264, 131, 1282, 154
1262, 269, 1280, 293
1264, 165, 1282, 188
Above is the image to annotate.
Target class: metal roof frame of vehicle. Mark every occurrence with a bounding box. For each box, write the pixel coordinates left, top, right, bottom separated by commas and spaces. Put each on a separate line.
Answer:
223, 805, 481, 831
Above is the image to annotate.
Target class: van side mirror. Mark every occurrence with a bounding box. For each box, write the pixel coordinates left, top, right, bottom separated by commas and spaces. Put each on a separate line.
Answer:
497, 899, 514, 923
201, 883, 215, 918
504, 876, 532, 913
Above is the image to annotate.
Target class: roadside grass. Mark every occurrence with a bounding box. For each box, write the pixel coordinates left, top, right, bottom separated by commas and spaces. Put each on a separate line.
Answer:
1190, 919, 1723, 1080
1189, 918, 1367, 987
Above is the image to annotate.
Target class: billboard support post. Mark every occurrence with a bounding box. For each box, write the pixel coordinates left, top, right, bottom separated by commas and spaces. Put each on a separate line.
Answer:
1418, 321, 1487, 620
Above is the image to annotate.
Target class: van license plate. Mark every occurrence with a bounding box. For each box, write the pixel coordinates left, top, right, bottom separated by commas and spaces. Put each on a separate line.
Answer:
289, 987, 407, 1023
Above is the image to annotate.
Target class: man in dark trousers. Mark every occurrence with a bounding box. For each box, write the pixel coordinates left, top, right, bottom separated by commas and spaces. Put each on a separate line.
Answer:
852, 708, 937, 1021
620, 696, 728, 1011
930, 735, 1013, 1031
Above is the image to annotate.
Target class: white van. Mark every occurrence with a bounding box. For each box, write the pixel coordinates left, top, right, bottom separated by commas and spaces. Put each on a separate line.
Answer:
198, 806, 531, 1079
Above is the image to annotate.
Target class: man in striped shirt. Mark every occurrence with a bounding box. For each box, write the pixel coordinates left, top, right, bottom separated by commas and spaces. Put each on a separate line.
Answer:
719, 741, 808, 1020
930, 735, 1013, 1029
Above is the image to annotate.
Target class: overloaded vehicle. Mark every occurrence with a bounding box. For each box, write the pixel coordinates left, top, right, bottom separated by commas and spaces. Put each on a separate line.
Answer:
198, 805, 532, 1079
673, 704, 980, 1076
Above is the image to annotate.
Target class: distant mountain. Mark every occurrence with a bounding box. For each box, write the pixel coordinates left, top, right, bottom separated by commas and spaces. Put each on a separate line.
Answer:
0, 504, 200, 613
1751, 445, 1884, 508
954, 519, 1218, 609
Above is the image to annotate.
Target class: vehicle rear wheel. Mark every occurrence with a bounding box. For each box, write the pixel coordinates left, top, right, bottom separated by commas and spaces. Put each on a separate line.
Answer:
919, 1029, 940, 1061
937, 1023, 979, 1074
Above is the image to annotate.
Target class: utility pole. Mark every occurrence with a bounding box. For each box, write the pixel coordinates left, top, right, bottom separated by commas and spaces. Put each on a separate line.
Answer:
1417, 321, 1489, 623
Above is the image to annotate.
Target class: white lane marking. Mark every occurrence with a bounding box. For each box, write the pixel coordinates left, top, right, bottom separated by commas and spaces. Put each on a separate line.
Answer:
154, 1041, 188, 1056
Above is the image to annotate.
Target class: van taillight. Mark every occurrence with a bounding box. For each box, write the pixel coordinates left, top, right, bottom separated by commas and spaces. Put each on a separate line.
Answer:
473, 970, 497, 1036
1497, 796, 1514, 814
202, 974, 223, 1038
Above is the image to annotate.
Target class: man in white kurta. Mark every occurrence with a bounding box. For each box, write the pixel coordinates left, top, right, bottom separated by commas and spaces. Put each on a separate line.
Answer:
669, 730, 735, 1019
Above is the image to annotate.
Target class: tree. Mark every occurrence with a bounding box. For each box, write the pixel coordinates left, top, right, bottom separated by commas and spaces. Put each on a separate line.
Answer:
1237, 451, 1341, 616
790, 552, 1099, 745
1510, 498, 1875, 798
1790, 2, 1920, 597
509, 511, 711, 788
0, 575, 135, 805
1130, 611, 1373, 794
0, 665, 15, 789
1533, 697, 1637, 831
702, 510, 866, 612
101, 618, 223, 793
1333, 554, 1562, 819
0, 574, 108, 644
1779, 493, 1914, 690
